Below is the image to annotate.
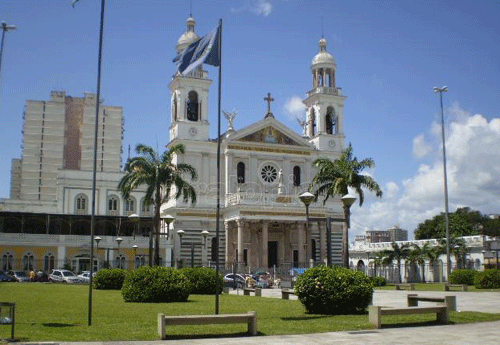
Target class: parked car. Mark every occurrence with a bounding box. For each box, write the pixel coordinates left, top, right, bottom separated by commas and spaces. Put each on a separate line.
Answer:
223, 273, 245, 289
77, 271, 91, 283
0, 270, 15, 282
8, 270, 30, 282
49, 269, 84, 283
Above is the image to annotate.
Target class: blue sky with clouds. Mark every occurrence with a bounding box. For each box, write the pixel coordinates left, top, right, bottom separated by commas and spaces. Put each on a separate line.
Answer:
1, 0, 500, 239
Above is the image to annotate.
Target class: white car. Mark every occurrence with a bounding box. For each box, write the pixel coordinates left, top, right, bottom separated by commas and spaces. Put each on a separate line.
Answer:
77, 271, 91, 283
49, 269, 84, 283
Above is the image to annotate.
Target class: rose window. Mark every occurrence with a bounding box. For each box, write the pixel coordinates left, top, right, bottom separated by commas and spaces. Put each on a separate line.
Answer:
260, 164, 277, 183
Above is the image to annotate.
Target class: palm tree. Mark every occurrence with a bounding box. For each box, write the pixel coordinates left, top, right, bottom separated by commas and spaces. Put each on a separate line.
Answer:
310, 143, 383, 267
408, 242, 434, 283
381, 242, 411, 283
438, 237, 467, 270
119, 144, 197, 266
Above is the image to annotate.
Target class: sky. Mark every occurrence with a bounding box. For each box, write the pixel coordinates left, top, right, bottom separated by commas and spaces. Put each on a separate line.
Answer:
1, 0, 500, 240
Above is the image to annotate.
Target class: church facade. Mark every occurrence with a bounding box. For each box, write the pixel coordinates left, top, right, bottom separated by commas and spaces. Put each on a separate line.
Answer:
0, 16, 350, 274
164, 17, 348, 270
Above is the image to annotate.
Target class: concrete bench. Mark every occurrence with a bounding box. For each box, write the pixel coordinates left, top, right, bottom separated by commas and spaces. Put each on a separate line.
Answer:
281, 289, 295, 299
407, 294, 457, 312
444, 283, 468, 291
395, 283, 415, 290
157, 311, 257, 339
368, 305, 449, 329
243, 288, 262, 296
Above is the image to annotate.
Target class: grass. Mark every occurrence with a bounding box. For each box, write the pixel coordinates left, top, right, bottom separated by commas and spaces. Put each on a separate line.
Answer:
1, 283, 500, 342
375, 283, 500, 292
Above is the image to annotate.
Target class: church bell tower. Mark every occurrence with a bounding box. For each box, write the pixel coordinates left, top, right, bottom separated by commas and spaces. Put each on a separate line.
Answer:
169, 16, 211, 141
303, 38, 346, 151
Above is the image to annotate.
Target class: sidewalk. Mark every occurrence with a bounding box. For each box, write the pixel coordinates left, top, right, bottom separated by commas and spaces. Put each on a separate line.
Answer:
17, 289, 500, 345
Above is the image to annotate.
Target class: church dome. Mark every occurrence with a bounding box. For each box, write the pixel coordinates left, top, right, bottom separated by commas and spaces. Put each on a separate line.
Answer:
311, 38, 335, 67
176, 17, 200, 54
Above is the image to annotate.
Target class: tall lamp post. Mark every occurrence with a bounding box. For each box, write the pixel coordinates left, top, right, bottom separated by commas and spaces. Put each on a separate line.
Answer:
433, 86, 451, 280
202, 230, 209, 266
128, 213, 140, 239
115, 237, 123, 268
0, 21, 17, 84
132, 245, 138, 268
162, 214, 175, 239
299, 192, 315, 264
341, 194, 356, 269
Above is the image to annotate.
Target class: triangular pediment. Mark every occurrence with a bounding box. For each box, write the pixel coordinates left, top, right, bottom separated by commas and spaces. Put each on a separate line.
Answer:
227, 117, 313, 149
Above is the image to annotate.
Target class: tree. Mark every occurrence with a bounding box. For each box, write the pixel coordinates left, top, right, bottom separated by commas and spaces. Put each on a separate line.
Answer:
408, 242, 434, 283
310, 143, 382, 268
119, 144, 197, 266
381, 242, 410, 283
437, 237, 467, 270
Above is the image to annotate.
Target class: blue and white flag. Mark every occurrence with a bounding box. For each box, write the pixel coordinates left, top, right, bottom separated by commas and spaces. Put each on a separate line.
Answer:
173, 23, 221, 76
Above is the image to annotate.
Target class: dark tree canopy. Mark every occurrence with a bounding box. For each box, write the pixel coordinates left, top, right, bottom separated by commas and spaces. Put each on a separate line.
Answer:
414, 207, 495, 240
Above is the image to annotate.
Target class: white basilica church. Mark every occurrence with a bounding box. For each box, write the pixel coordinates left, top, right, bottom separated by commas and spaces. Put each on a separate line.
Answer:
164, 16, 349, 270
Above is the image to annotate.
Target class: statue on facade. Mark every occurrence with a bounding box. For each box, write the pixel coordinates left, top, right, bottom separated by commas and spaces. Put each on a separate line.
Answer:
296, 117, 307, 137
223, 110, 237, 132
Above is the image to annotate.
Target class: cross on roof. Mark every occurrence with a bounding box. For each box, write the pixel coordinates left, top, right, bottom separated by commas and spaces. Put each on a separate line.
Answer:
264, 92, 274, 118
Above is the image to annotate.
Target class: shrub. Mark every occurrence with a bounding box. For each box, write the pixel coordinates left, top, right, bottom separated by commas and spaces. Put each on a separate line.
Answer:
449, 269, 477, 286
294, 266, 373, 315
179, 267, 223, 295
93, 268, 127, 290
369, 276, 387, 287
121, 266, 190, 303
474, 269, 500, 289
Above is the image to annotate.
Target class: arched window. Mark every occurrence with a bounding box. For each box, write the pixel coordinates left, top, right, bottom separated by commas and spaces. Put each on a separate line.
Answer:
311, 239, 317, 262
140, 198, 152, 216
23, 253, 35, 271
293, 166, 301, 187
43, 253, 55, 273
237, 162, 245, 184
326, 106, 336, 135
107, 195, 119, 215
173, 94, 178, 121
115, 254, 126, 269
125, 197, 136, 215
75, 194, 88, 215
187, 91, 199, 121
1, 253, 14, 271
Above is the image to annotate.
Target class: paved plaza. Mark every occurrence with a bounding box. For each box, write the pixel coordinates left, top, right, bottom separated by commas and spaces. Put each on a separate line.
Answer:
17, 289, 500, 345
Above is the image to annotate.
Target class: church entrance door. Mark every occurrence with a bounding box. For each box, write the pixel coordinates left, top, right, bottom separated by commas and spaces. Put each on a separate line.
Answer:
268, 241, 278, 268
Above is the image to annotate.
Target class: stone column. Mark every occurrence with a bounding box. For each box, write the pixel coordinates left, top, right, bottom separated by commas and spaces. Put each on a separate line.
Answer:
262, 221, 269, 269
237, 219, 244, 271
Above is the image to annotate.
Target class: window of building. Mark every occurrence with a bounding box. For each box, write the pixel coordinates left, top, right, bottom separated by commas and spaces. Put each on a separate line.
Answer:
187, 91, 199, 121
237, 162, 245, 184
326, 106, 336, 135
1, 253, 14, 271
115, 255, 126, 269
22, 253, 35, 271
75, 194, 88, 214
125, 197, 136, 214
311, 239, 317, 262
43, 253, 55, 273
107, 196, 119, 215
293, 166, 301, 187
309, 109, 316, 137
260, 163, 278, 184
141, 199, 152, 216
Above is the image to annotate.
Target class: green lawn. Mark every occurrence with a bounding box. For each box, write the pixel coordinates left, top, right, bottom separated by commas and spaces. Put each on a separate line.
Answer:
1, 283, 500, 342
376, 283, 500, 292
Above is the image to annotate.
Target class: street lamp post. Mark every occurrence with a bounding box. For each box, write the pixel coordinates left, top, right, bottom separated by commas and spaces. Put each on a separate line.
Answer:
128, 213, 140, 239
434, 86, 451, 280
115, 237, 123, 268
162, 214, 175, 239
202, 230, 209, 267
0, 21, 17, 83
299, 192, 315, 264
341, 194, 356, 269
132, 244, 138, 268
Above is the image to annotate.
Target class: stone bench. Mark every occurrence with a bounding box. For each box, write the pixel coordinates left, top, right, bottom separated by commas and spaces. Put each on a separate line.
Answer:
407, 293, 457, 312
444, 283, 468, 291
281, 289, 295, 299
368, 305, 449, 329
395, 283, 415, 290
243, 288, 262, 296
157, 311, 257, 339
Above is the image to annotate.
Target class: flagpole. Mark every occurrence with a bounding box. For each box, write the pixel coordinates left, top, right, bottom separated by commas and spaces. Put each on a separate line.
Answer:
88, 0, 106, 327
215, 18, 222, 316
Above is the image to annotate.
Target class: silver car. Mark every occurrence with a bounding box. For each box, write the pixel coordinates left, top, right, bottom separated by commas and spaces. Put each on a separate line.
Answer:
49, 269, 83, 283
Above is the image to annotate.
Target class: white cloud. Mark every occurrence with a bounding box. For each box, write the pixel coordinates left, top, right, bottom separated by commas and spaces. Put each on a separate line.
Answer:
231, 0, 273, 17
412, 134, 432, 159
350, 104, 500, 240
283, 95, 306, 121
